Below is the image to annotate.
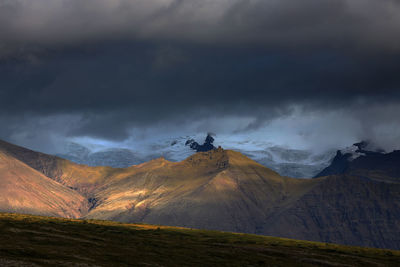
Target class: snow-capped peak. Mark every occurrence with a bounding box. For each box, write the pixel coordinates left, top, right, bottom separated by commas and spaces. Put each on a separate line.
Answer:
340, 145, 366, 161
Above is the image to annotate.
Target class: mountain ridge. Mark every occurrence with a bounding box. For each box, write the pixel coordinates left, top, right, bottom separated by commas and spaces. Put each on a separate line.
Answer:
0, 139, 399, 249
56, 137, 335, 178
315, 141, 400, 183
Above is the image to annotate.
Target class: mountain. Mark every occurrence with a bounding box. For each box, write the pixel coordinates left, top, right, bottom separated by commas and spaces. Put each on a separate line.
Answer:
56, 136, 334, 178
262, 174, 400, 248
0, 143, 88, 218
0, 139, 115, 198
315, 141, 400, 182
0, 139, 399, 249
84, 148, 320, 231
83, 148, 400, 249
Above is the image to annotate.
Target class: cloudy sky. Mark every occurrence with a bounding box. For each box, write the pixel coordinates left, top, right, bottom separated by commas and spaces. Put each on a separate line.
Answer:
1, 0, 400, 154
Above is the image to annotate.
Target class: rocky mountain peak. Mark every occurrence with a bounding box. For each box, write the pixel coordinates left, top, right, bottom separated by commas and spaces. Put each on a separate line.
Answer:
185, 147, 228, 169
314, 140, 398, 179
185, 133, 216, 152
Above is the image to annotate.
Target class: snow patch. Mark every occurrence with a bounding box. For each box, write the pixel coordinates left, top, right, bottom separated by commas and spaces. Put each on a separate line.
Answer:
340, 145, 366, 161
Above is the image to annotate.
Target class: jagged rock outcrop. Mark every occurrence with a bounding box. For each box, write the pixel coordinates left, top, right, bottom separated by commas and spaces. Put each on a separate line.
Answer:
185, 134, 216, 152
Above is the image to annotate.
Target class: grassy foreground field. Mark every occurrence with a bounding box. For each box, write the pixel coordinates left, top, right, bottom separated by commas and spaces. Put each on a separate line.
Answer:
0, 213, 398, 266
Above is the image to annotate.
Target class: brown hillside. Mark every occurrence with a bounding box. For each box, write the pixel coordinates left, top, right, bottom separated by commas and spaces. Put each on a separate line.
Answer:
0, 150, 88, 218
85, 149, 320, 232
0, 139, 115, 197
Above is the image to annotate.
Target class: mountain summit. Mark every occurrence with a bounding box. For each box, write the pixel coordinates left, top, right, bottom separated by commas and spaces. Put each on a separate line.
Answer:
314, 141, 400, 182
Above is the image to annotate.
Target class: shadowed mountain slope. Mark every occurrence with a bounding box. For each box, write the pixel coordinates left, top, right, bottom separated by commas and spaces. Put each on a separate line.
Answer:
1, 140, 399, 249
262, 175, 400, 248
341, 151, 400, 182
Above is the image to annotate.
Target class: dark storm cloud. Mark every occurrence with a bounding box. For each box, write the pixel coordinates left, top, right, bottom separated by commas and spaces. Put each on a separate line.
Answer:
1, 42, 399, 142
2, 42, 400, 108
1, 0, 400, 57
0, 0, 400, 150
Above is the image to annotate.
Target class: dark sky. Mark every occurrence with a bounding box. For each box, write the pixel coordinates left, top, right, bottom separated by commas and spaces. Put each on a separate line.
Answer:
1, 0, 400, 153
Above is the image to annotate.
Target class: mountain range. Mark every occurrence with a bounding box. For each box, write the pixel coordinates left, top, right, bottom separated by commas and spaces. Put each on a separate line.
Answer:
0, 139, 399, 249
56, 135, 335, 178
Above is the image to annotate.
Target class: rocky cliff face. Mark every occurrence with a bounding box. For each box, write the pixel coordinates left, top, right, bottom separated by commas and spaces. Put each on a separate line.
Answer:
1, 139, 399, 249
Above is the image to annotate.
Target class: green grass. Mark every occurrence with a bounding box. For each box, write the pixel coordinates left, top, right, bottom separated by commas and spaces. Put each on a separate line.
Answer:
0, 213, 399, 266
